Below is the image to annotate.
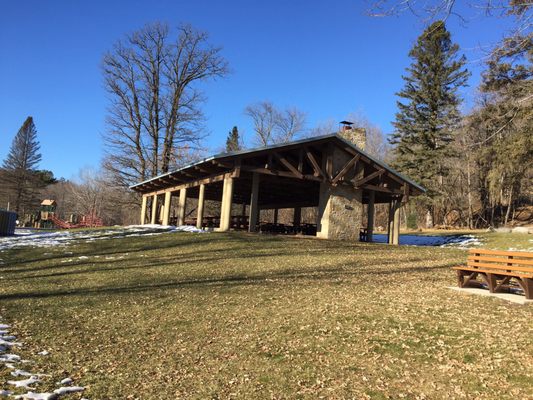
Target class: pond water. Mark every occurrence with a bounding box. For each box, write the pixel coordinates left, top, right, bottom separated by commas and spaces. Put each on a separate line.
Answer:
372, 234, 481, 248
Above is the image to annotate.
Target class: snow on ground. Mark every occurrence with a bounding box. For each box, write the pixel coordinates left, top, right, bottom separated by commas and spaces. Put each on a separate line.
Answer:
0, 225, 205, 251
0, 316, 84, 399
372, 234, 482, 248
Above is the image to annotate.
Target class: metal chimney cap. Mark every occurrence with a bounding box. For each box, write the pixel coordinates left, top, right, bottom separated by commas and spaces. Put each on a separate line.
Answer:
339, 120, 354, 126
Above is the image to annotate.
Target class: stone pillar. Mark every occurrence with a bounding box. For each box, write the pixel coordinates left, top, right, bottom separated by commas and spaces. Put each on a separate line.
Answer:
316, 146, 364, 240
140, 196, 147, 225
219, 175, 234, 231
317, 183, 363, 240
177, 188, 187, 226
150, 194, 158, 225
196, 184, 205, 229
293, 207, 301, 227
162, 191, 172, 226
273, 208, 279, 224
367, 191, 375, 242
248, 172, 260, 232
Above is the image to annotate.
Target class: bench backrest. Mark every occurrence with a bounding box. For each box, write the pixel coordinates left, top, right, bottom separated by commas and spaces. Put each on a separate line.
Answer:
467, 248, 533, 274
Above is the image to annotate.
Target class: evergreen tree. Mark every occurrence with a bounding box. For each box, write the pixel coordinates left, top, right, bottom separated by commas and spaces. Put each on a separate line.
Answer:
2, 116, 42, 214
390, 21, 469, 225
225, 126, 242, 152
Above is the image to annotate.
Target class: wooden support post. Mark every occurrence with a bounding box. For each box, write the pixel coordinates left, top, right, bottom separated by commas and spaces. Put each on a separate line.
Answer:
392, 200, 401, 245
219, 175, 234, 231
387, 201, 393, 244
248, 172, 260, 232
177, 188, 187, 226
150, 194, 158, 225
220, 177, 228, 228
140, 196, 147, 225
196, 184, 205, 229
273, 208, 279, 224
293, 207, 301, 227
162, 191, 172, 226
367, 191, 375, 242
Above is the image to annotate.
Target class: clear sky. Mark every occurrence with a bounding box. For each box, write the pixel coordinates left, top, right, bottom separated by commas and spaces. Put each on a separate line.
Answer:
0, 0, 515, 180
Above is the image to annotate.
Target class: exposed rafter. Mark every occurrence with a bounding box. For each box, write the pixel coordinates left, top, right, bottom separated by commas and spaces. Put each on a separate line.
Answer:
331, 154, 361, 186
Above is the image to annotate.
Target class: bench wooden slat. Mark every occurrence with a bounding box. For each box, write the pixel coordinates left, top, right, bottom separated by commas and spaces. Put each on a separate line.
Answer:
468, 248, 533, 258
467, 255, 533, 266
454, 262, 533, 274
452, 266, 533, 278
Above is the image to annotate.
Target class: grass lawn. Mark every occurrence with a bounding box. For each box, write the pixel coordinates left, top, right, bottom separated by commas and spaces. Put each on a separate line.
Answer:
1, 231, 532, 399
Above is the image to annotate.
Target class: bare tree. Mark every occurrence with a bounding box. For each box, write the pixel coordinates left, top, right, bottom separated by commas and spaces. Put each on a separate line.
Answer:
244, 102, 278, 146
306, 118, 337, 137
245, 101, 306, 146
308, 113, 391, 160
102, 22, 229, 188
345, 113, 391, 160
367, 1, 532, 58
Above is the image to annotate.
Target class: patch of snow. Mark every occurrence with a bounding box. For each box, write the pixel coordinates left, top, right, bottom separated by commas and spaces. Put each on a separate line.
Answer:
58, 378, 72, 385
0, 338, 22, 347
10, 369, 33, 377
36, 350, 49, 356
13, 393, 57, 400
7, 376, 40, 388
0, 324, 10, 329
11, 370, 49, 378
0, 390, 12, 397
1, 224, 205, 250
0, 354, 21, 362
53, 386, 84, 395
78, 256, 89, 260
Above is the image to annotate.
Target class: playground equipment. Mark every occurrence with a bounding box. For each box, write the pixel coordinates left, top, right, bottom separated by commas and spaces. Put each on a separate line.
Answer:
48, 212, 103, 229
38, 199, 104, 229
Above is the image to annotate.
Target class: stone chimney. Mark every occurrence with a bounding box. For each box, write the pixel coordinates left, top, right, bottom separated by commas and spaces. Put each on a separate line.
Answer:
338, 121, 366, 150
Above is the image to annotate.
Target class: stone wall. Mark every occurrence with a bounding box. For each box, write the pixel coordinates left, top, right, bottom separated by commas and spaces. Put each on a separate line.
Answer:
316, 146, 364, 240
317, 183, 363, 240
338, 127, 366, 150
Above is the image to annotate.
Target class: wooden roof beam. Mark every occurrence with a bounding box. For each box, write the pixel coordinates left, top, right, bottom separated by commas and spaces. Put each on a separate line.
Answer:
304, 147, 327, 182
361, 183, 402, 194
354, 168, 385, 187
331, 154, 360, 186
272, 152, 304, 179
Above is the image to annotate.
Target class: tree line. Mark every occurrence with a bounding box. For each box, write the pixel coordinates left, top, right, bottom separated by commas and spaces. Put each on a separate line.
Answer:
2, 3, 530, 229
383, 1, 532, 228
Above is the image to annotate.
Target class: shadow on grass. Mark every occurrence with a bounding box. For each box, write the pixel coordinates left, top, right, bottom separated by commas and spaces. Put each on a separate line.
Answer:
0, 261, 455, 302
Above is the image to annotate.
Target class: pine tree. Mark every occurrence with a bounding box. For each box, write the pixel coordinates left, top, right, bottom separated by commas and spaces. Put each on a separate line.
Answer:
225, 126, 242, 152
390, 21, 469, 225
2, 116, 42, 214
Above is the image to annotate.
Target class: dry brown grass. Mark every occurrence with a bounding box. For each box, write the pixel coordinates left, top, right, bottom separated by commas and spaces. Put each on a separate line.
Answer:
1, 232, 532, 399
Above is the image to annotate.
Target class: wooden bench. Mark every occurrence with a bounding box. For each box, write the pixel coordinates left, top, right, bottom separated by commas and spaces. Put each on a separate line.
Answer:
452, 249, 533, 299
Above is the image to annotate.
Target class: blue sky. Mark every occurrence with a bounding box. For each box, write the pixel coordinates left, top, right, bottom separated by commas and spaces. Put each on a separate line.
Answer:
0, 0, 514, 179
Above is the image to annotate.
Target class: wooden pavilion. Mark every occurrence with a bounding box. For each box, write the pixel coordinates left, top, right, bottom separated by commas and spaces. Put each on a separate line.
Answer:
130, 128, 424, 244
